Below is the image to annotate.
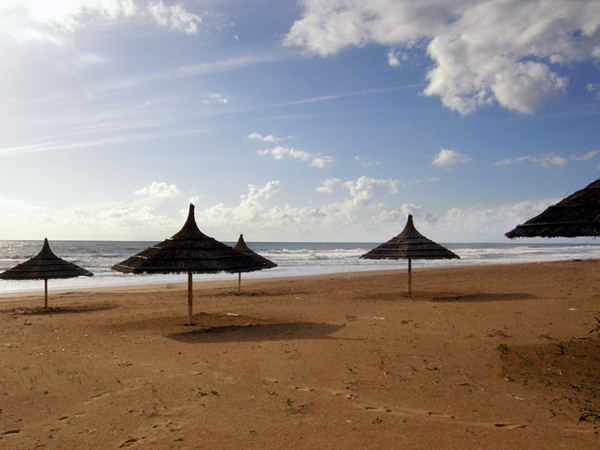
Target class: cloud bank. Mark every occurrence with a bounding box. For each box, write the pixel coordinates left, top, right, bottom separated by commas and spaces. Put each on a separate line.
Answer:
0, 176, 561, 242
284, 0, 600, 114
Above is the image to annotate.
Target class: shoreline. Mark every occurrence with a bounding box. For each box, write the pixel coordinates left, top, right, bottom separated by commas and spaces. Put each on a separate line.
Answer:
1, 257, 596, 301
1, 258, 600, 448
3, 240, 600, 297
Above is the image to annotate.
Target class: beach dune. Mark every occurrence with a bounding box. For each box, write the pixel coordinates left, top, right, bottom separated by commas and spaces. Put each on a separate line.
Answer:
1, 260, 599, 449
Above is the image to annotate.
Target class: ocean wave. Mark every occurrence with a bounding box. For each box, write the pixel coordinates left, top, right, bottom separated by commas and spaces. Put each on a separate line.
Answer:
1, 240, 600, 294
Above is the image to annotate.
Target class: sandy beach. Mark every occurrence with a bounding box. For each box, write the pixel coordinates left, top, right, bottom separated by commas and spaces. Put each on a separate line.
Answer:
1, 260, 600, 449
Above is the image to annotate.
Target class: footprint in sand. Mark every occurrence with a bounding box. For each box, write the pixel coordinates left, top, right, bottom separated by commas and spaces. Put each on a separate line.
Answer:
1, 429, 21, 436
277, 381, 527, 430
120, 437, 142, 448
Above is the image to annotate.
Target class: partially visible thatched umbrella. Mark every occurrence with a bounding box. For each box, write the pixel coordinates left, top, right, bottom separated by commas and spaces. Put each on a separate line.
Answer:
360, 215, 459, 297
111, 204, 268, 325
232, 234, 277, 293
0, 238, 93, 308
506, 178, 600, 238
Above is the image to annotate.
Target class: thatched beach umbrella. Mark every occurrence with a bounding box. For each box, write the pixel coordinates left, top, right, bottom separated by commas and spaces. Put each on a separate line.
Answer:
360, 215, 459, 297
232, 234, 277, 293
506, 178, 600, 238
111, 204, 267, 325
0, 238, 93, 309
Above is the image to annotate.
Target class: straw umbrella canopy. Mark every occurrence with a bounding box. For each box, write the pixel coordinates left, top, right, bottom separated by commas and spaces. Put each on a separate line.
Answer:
506, 178, 600, 238
360, 215, 459, 297
0, 238, 93, 309
111, 204, 268, 325
232, 234, 277, 293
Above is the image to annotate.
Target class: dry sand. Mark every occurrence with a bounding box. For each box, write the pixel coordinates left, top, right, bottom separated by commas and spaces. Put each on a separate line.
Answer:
1, 260, 600, 449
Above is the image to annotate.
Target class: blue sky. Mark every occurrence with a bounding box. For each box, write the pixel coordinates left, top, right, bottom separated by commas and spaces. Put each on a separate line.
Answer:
0, 0, 599, 243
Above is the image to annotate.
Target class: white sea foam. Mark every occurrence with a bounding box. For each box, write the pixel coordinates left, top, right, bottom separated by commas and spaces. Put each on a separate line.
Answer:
0, 240, 599, 295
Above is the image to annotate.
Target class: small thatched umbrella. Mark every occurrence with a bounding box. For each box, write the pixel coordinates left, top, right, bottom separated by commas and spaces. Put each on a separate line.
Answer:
506, 178, 600, 238
360, 215, 459, 297
0, 238, 93, 308
232, 234, 277, 293
111, 204, 268, 325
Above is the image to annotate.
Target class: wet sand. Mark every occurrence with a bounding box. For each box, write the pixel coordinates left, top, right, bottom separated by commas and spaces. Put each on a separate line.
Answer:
1, 260, 600, 449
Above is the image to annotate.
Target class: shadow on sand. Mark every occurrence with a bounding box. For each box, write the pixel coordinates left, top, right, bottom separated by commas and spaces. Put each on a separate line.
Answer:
5, 303, 116, 316
431, 293, 537, 303
167, 321, 344, 344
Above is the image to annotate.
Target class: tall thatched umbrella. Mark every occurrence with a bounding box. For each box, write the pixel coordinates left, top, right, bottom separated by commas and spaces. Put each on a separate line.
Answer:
0, 238, 93, 309
506, 178, 600, 238
232, 234, 277, 293
111, 204, 267, 325
360, 215, 459, 297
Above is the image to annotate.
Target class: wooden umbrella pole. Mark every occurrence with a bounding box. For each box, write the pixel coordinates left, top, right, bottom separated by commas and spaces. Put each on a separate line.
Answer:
408, 259, 412, 298
187, 272, 194, 325
44, 279, 48, 309
238, 273, 241, 294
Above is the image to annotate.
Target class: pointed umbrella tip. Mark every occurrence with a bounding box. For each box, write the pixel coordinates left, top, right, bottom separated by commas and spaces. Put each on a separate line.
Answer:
404, 214, 416, 231
185, 204, 196, 223
40, 238, 53, 256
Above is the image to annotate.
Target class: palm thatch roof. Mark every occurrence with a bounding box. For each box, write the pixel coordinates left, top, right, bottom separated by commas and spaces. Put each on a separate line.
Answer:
506, 178, 600, 239
360, 215, 459, 261
231, 234, 277, 294
111, 204, 268, 325
232, 234, 277, 270
0, 238, 93, 308
112, 205, 267, 275
0, 238, 93, 280
360, 215, 458, 297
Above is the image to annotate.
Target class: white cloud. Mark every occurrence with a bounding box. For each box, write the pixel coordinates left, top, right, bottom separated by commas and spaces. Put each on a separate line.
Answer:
399, 177, 440, 188
195, 177, 399, 239
355, 156, 381, 167
148, 1, 202, 35
258, 145, 311, 161
258, 145, 335, 168
2, 0, 137, 31
415, 177, 440, 184
248, 132, 283, 144
343, 176, 398, 208
588, 83, 600, 100
285, 0, 600, 114
0, 196, 181, 240
371, 197, 559, 241
196, 181, 282, 230
572, 150, 599, 161
316, 178, 341, 193
0, 180, 566, 242
204, 92, 233, 104
432, 148, 471, 168
2, 0, 202, 35
134, 181, 181, 198
387, 48, 407, 67
494, 151, 597, 168
310, 156, 335, 168
436, 198, 556, 239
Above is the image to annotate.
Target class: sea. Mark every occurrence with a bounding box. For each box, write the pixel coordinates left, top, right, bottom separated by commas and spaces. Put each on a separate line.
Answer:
1, 240, 599, 294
